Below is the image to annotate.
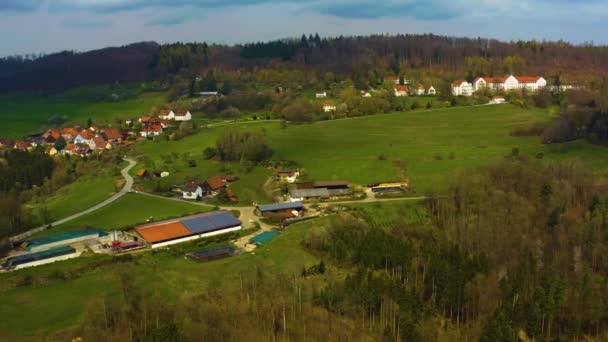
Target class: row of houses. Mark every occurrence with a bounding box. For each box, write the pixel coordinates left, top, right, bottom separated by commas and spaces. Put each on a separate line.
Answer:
394, 84, 436, 97
3, 125, 132, 156
452, 75, 547, 96
181, 176, 238, 202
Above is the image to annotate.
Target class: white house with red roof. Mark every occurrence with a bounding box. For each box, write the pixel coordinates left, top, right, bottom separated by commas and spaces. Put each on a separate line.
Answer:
487, 75, 519, 91
415, 84, 425, 96
394, 85, 409, 97
517, 76, 547, 91
140, 124, 163, 137
159, 110, 175, 120
473, 77, 487, 91
452, 80, 473, 96
174, 110, 192, 121
471, 75, 546, 93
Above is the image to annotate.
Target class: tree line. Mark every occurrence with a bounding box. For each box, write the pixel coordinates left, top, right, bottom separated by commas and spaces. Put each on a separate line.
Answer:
3, 34, 608, 94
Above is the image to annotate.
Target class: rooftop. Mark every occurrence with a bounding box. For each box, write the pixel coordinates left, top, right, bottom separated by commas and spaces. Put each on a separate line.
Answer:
135, 211, 241, 244
25, 229, 107, 251
257, 201, 304, 212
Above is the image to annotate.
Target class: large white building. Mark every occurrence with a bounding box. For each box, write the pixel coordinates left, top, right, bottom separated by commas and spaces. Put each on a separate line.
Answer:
517, 76, 547, 91
472, 75, 547, 92
452, 80, 473, 96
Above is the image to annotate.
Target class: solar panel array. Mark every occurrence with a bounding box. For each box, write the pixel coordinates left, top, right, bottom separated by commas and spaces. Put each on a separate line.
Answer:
181, 211, 241, 234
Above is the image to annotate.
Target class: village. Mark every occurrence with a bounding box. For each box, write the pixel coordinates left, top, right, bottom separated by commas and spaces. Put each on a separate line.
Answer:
0, 73, 554, 271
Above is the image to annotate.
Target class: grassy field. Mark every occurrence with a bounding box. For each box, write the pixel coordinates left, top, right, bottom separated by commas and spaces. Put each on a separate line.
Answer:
0, 215, 321, 340
133, 122, 275, 203
31, 193, 210, 238
26, 173, 117, 225
0, 91, 166, 138
134, 104, 608, 198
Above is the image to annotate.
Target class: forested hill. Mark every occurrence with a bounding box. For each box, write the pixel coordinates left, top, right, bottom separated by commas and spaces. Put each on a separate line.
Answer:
2, 34, 608, 93
0, 42, 159, 93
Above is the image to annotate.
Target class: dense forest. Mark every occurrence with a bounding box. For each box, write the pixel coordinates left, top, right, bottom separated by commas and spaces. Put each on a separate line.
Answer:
2, 34, 608, 93
0, 42, 159, 93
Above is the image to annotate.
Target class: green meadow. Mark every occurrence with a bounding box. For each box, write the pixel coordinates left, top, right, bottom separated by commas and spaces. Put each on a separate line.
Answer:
27, 173, 117, 225
134, 104, 608, 197
31, 193, 210, 238
0, 91, 166, 138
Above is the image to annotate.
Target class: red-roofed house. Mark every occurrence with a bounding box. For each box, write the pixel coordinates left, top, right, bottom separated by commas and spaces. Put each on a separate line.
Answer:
159, 119, 171, 128
63, 143, 75, 155
486, 75, 519, 91
174, 110, 192, 121
517, 76, 547, 91
204, 176, 226, 192
90, 137, 111, 150
80, 130, 95, 140
102, 128, 122, 142
14, 140, 32, 151
452, 80, 473, 96
159, 110, 175, 120
394, 85, 409, 97
140, 124, 163, 137
473, 77, 487, 91
415, 84, 425, 96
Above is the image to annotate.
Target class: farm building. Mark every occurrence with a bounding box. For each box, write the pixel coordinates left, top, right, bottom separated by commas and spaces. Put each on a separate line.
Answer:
369, 181, 409, 193
135, 211, 241, 248
23, 229, 108, 252
290, 181, 352, 201
289, 188, 352, 201
204, 176, 226, 192
250, 231, 281, 246
189, 246, 235, 262
3, 246, 80, 270
256, 202, 304, 217
226, 188, 238, 203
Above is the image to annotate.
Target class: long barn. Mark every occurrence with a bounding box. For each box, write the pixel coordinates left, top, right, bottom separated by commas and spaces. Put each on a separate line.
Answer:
135, 211, 242, 248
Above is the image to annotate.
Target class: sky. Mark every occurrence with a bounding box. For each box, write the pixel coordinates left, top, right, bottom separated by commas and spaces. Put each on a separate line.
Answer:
1, 0, 607, 57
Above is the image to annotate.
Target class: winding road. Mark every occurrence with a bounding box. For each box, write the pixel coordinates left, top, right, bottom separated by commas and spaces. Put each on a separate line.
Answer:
9, 155, 427, 250
9, 157, 137, 243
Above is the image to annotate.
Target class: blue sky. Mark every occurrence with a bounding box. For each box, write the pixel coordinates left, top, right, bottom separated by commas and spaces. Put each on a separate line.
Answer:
0, 0, 606, 56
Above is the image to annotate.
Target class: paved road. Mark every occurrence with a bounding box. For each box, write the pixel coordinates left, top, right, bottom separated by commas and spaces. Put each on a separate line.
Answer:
9, 157, 137, 243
